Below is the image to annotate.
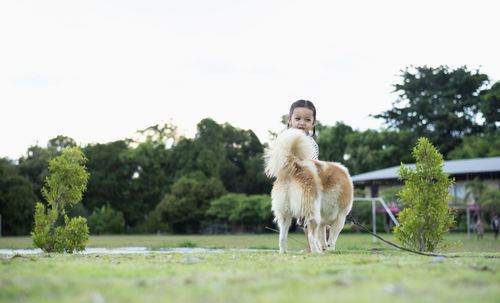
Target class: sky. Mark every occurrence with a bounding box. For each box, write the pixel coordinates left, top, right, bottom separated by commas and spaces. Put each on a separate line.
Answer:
1, 0, 499, 160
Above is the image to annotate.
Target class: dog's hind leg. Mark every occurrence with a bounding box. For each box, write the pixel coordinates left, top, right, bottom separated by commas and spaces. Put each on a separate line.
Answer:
277, 217, 292, 253
326, 213, 347, 251
307, 219, 323, 253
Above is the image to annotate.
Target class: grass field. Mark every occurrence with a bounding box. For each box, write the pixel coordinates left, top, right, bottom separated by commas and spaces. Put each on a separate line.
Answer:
1, 232, 500, 252
1, 233, 499, 303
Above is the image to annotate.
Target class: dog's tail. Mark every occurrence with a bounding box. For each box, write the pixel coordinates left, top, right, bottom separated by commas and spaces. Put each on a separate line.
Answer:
265, 128, 314, 178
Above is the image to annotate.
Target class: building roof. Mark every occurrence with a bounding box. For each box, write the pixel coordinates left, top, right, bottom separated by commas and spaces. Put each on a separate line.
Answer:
352, 156, 500, 183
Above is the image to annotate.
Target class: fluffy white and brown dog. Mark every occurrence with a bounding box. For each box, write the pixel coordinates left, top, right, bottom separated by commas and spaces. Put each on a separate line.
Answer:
265, 128, 353, 253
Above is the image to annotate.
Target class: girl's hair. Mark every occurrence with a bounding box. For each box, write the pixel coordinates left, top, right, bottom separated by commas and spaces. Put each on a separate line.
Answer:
288, 99, 317, 137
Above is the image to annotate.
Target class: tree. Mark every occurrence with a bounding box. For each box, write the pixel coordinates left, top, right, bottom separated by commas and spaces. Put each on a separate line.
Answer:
206, 193, 272, 232
447, 132, 500, 159
344, 129, 415, 175
394, 138, 456, 252
170, 138, 206, 178
48, 135, 77, 151
206, 193, 242, 220
145, 198, 173, 233
82, 141, 131, 220
135, 121, 180, 147
119, 139, 173, 227
229, 194, 272, 224
316, 122, 353, 162
31, 146, 90, 253
168, 119, 225, 180
18, 145, 59, 200
218, 124, 270, 194
158, 172, 226, 233
374, 66, 490, 156
171, 118, 271, 194
0, 158, 37, 235
481, 81, 500, 132
207, 193, 272, 223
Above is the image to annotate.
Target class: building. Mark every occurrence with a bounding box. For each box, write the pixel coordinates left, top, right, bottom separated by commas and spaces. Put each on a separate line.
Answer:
351, 156, 500, 203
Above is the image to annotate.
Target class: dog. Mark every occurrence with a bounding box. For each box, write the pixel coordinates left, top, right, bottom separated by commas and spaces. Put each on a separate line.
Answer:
265, 128, 353, 253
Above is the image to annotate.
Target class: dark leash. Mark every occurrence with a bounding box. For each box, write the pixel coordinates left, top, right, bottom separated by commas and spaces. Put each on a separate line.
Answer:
266, 216, 500, 259
347, 214, 452, 257
347, 214, 500, 259
265, 226, 307, 246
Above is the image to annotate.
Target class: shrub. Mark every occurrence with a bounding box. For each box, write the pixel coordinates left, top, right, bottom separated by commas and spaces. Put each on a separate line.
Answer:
31, 147, 90, 253
88, 204, 126, 234
394, 138, 456, 252
207, 193, 272, 223
145, 198, 172, 233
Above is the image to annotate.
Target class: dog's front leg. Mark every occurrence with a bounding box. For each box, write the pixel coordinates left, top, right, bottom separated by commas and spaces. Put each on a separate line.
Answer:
327, 214, 347, 251
277, 217, 292, 253
318, 222, 328, 251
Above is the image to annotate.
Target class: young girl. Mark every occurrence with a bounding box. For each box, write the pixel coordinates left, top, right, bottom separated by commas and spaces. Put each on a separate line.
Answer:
287, 100, 319, 160
286, 100, 328, 253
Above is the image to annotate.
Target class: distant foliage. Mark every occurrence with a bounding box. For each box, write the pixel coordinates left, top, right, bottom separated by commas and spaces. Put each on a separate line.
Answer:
380, 186, 403, 206
480, 188, 500, 214
88, 204, 125, 234
31, 147, 90, 253
4, 77, 497, 235
147, 172, 226, 233
207, 193, 272, 223
447, 132, 500, 160
480, 81, 500, 132
394, 138, 456, 252
373, 65, 490, 156
0, 159, 37, 235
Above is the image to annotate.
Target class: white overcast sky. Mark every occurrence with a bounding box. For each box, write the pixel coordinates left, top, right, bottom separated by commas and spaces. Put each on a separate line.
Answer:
1, 0, 499, 160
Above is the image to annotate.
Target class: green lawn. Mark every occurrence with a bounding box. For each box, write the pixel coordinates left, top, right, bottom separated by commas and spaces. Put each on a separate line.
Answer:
1, 233, 499, 303
1, 232, 499, 252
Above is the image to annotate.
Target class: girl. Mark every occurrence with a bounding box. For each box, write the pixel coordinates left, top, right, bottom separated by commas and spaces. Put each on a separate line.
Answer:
287, 100, 319, 160
286, 100, 328, 253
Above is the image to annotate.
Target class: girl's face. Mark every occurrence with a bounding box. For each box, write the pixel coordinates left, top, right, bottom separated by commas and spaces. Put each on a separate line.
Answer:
288, 107, 316, 135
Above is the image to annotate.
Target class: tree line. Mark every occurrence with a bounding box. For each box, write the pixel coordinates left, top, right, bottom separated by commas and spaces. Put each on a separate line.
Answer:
1, 65, 499, 235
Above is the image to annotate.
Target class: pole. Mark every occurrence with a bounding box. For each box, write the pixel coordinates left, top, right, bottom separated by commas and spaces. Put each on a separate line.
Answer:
466, 207, 470, 240
377, 198, 399, 225
372, 200, 376, 243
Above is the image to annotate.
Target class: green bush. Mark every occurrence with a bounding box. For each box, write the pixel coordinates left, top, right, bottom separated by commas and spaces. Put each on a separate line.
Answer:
88, 204, 126, 234
394, 138, 456, 252
145, 199, 172, 234
207, 193, 272, 223
32, 203, 90, 253
31, 147, 90, 253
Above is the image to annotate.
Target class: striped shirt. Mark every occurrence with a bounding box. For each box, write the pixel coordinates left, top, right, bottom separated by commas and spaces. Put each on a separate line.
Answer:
308, 136, 319, 160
